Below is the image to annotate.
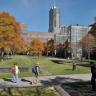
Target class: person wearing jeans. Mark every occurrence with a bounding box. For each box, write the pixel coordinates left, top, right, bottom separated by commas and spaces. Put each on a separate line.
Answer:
11, 63, 19, 83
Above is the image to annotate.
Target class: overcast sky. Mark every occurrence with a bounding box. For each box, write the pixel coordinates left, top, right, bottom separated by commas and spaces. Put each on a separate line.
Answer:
0, 0, 96, 32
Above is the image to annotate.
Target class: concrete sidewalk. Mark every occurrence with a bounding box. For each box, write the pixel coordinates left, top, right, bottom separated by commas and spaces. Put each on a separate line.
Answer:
0, 74, 91, 88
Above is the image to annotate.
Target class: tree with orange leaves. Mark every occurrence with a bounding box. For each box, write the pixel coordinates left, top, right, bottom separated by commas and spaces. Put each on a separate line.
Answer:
45, 39, 54, 56
28, 39, 44, 56
0, 12, 25, 56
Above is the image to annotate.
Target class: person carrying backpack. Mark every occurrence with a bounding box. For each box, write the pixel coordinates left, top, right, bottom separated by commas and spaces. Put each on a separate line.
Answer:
32, 62, 40, 84
90, 61, 96, 91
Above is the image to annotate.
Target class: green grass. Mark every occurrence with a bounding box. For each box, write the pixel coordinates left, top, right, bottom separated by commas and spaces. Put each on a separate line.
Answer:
0, 55, 91, 78
62, 82, 96, 96
0, 87, 60, 96
0, 55, 34, 67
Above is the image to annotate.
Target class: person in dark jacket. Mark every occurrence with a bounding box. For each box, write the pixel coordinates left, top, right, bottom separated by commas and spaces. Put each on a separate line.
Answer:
90, 61, 96, 91
32, 62, 40, 84
34, 63, 40, 78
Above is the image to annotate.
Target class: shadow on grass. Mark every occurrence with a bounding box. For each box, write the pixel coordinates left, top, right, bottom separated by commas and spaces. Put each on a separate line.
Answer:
64, 69, 73, 71
41, 76, 83, 86
78, 64, 91, 67
61, 81, 96, 96
51, 60, 64, 64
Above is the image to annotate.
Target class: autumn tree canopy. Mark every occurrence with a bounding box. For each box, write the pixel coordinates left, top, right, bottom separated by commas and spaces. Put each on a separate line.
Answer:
79, 33, 96, 48
0, 12, 25, 54
79, 22, 96, 49
28, 39, 44, 55
78, 22, 96, 59
45, 39, 54, 55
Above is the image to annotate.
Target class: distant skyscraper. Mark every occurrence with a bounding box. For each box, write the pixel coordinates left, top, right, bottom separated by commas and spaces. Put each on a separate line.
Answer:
48, 5, 60, 33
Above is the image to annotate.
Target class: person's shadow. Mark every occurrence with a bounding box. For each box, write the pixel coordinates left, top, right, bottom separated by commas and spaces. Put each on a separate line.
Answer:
3, 78, 13, 83
21, 78, 32, 84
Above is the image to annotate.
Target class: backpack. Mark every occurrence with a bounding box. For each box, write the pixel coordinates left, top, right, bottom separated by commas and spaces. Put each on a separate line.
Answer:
32, 67, 35, 73
32, 67, 37, 73
32, 66, 40, 73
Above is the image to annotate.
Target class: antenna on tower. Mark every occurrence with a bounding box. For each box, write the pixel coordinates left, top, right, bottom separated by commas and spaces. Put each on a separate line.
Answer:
49, 0, 52, 8
53, 0, 56, 8
50, 0, 57, 9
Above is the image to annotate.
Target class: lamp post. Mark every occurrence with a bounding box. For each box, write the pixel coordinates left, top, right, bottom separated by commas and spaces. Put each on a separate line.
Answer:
76, 24, 79, 59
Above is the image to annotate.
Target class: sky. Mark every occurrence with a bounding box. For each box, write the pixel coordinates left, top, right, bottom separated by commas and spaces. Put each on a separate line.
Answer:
0, 0, 96, 32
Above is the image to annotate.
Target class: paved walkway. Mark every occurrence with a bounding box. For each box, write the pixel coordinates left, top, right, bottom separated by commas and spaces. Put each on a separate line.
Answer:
0, 74, 91, 88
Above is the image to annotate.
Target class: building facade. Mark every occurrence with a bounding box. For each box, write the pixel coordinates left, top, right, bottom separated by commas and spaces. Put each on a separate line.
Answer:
23, 32, 54, 43
67, 25, 91, 59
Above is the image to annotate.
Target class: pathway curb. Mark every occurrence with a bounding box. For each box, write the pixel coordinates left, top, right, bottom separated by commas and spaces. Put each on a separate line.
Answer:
54, 85, 71, 96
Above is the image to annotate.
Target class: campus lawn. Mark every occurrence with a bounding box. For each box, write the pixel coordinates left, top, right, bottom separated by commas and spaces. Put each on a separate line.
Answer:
0, 55, 91, 78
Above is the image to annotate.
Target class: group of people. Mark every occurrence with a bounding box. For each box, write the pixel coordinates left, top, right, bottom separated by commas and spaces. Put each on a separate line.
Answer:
11, 62, 40, 84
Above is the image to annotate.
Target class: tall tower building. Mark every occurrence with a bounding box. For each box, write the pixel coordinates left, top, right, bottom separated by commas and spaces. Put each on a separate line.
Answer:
48, 5, 60, 33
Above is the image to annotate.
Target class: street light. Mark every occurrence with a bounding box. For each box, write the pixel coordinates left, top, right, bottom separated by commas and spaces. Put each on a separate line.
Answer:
76, 24, 78, 59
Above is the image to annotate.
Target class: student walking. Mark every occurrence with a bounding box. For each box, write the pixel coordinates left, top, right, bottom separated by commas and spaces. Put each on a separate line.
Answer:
11, 63, 20, 83
32, 62, 40, 84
